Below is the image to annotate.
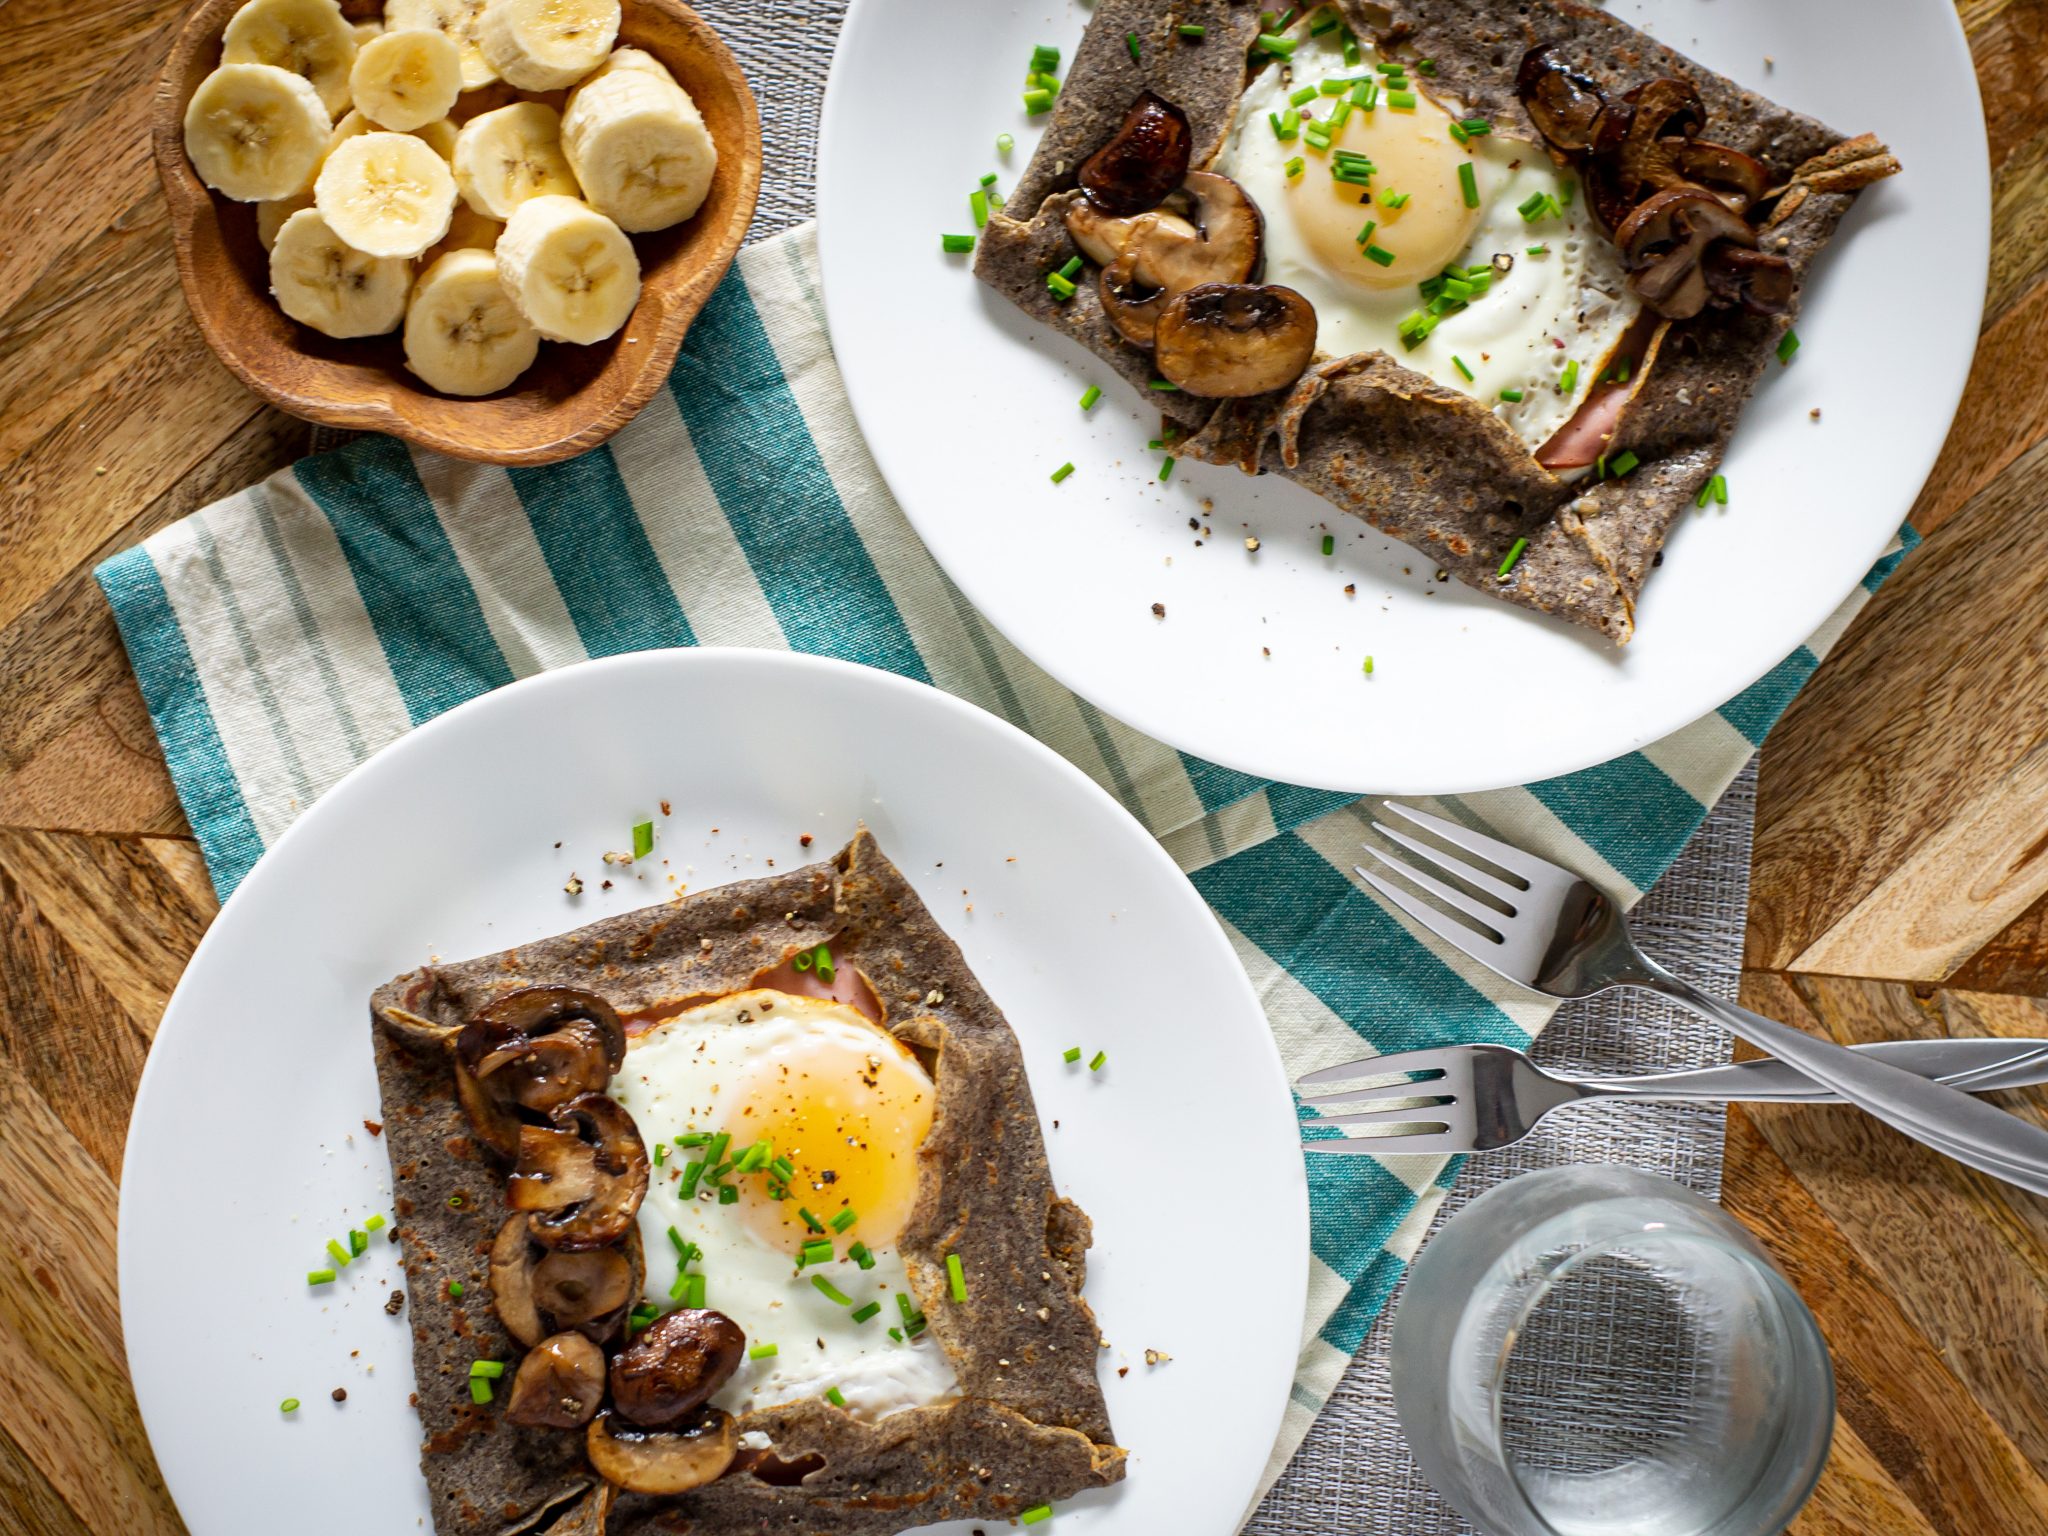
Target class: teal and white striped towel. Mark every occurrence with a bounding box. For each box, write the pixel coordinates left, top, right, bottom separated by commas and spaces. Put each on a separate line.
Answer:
97, 222, 1910, 1501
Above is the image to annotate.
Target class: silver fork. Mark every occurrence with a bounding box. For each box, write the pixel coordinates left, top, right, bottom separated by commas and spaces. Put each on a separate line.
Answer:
1297, 1039, 2048, 1157
1339, 802, 2048, 1193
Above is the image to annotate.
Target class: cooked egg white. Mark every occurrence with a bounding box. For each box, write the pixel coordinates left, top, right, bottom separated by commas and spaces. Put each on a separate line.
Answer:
1216, 24, 1639, 453
609, 989, 958, 1421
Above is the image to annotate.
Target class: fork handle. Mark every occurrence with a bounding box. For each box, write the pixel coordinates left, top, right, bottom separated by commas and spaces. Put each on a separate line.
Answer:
1577, 1038, 2048, 1102
1635, 963, 2048, 1196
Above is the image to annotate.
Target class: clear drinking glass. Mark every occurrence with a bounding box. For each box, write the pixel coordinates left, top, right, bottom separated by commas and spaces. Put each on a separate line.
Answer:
1390, 1166, 1833, 1536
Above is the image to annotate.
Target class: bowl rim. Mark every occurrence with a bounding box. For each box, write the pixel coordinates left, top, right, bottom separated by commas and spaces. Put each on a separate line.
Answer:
153, 0, 762, 466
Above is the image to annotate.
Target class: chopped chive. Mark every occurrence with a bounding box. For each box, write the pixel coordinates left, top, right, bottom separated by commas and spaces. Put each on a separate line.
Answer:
685, 1272, 706, 1308
1149, 379, 1179, 391
1269, 109, 1298, 142
718, 1184, 739, 1205
1375, 60, 1404, 75
1064, 1046, 1082, 1062
1050, 461, 1075, 484
1350, 79, 1377, 109
449, 1280, 465, 1298
470, 1377, 493, 1404
830, 1207, 858, 1234
705, 1132, 730, 1169
1021, 1507, 1055, 1526
1030, 43, 1060, 71
799, 1206, 826, 1234
1461, 118, 1491, 135
1452, 355, 1474, 382
1290, 84, 1317, 106
1417, 57, 1438, 74
799, 1239, 835, 1267
307, 1268, 337, 1286
1256, 32, 1297, 56
941, 233, 975, 253
1355, 219, 1378, 247
1284, 155, 1304, 178
1341, 28, 1361, 65
678, 1132, 710, 1148
1158, 455, 1176, 481
1388, 89, 1417, 109
1557, 176, 1576, 206
680, 1159, 704, 1198
1126, 30, 1143, 61
1089, 1050, 1107, 1072
470, 1358, 505, 1378
896, 1291, 927, 1336
1311, 10, 1339, 34
364, 1214, 387, 1233
850, 1241, 877, 1270
1023, 88, 1054, 115
1078, 384, 1101, 411
888, 1327, 904, 1342
1559, 358, 1579, 396
811, 945, 834, 982
1319, 77, 1348, 96
1499, 388, 1524, 402
1364, 244, 1395, 267
825, 1386, 848, 1408
1458, 162, 1479, 208
1497, 537, 1529, 578
632, 818, 654, 859
325, 1239, 351, 1269
280, 1398, 300, 1413
1363, 655, 1374, 675
1712, 473, 1729, 505
748, 1341, 779, 1361
851, 1301, 882, 1323
1302, 123, 1331, 151
1378, 190, 1409, 210
997, 132, 1014, 155
1056, 255, 1083, 281
946, 1252, 969, 1301
813, 1274, 854, 1306
970, 190, 989, 228
652, 1143, 667, 1166
1777, 329, 1800, 364
1527, 244, 1548, 256
1178, 22, 1207, 38
1329, 99, 1352, 128
668, 1225, 689, 1255
1045, 271, 1077, 300
770, 1155, 796, 1180
1607, 449, 1640, 478
349, 1228, 368, 1256
1322, 534, 1335, 555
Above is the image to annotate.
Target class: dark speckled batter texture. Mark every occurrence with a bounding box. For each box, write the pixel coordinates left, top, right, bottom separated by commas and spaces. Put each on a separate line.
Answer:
371, 833, 1121, 1536
975, 0, 1884, 641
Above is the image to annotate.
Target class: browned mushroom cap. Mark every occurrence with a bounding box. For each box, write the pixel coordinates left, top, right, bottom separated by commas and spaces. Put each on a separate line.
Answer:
1703, 245, 1797, 315
610, 1308, 747, 1428
1614, 188, 1758, 320
1669, 140, 1771, 215
452, 987, 626, 1156
1614, 78, 1706, 198
492, 1214, 646, 1346
585, 1409, 736, 1496
490, 1216, 549, 1346
505, 1331, 607, 1429
508, 1093, 649, 1251
1516, 45, 1609, 152
1078, 91, 1192, 217
1153, 283, 1316, 398
1077, 172, 1262, 347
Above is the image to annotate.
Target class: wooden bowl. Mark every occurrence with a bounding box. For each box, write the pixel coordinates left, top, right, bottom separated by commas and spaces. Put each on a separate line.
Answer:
153, 0, 760, 465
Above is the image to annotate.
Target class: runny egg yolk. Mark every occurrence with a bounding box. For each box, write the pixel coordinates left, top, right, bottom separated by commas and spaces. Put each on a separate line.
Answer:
1291, 96, 1482, 292
729, 1026, 935, 1251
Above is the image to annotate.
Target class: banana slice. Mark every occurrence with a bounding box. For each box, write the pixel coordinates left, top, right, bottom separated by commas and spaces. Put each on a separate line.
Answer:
257, 188, 316, 249
353, 19, 384, 44
221, 0, 359, 118
453, 101, 579, 219
270, 207, 412, 336
349, 28, 463, 130
477, 0, 619, 90
495, 194, 638, 343
562, 48, 715, 233
184, 62, 333, 202
405, 248, 539, 394
422, 202, 504, 263
330, 106, 456, 161
384, 0, 495, 89
315, 129, 456, 257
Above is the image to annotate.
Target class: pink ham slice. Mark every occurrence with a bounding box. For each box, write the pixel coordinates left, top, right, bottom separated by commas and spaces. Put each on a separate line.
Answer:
1536, 313, 1671, 472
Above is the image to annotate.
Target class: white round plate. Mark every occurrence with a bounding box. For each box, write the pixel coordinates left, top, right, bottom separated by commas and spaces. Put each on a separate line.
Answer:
818, 0, 1986, 793
121, 650, 1306, 1536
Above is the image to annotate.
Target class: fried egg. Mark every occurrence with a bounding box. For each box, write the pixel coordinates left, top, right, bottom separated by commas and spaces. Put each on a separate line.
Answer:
1216, 23, 1639, 454
609, 989, 957, 1421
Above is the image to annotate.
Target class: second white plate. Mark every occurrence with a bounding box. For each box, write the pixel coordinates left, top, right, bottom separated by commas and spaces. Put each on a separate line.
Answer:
818, 0, 1985, 793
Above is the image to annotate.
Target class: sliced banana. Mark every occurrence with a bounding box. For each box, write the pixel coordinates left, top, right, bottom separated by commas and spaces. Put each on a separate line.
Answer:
411, 117, 460, 159
184, 62, 333, 202
257, 188, 317, 249
349, 28, 463, 130
405, 248, 540, 393
422, 202, 505, 263
453, 101, 579, 219
352, 19, 384, 44
478, 0, 619, 91
384, 0, 496, 88
316, 130, 456, 257
270, 207, 412, 336
220, 0, 359, 118
495, 194, 638, 343
562, 48, 715, 233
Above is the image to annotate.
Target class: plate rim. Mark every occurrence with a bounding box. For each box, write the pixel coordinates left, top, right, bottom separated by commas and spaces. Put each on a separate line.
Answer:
814, 0, 1989, 795
118, 646, 1311, 1535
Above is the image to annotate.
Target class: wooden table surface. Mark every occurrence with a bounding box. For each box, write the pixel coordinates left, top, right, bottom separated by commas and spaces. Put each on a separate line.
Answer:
5, 1, 2047, 1532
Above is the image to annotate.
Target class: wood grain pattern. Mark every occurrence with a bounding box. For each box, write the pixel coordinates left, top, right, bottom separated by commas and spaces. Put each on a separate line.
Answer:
155, 0, 763, 465
0, 1, 2044, 1533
